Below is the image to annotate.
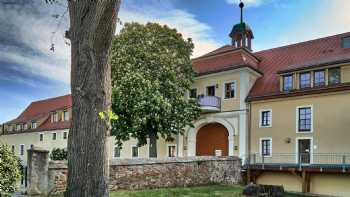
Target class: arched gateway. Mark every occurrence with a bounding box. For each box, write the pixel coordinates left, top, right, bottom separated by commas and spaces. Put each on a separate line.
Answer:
196, 123, 229, 156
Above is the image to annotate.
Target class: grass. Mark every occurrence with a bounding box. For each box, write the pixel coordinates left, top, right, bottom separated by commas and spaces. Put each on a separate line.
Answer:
54, 185, 310, 197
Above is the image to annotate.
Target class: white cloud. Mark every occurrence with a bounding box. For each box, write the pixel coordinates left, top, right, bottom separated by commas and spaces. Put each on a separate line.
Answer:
118, 1, 221, 57
0, 2, 70, 84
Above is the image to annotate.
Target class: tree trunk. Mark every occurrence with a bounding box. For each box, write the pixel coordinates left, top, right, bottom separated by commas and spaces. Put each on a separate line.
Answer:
149, 132, 157, 158
65, 1, 121, 197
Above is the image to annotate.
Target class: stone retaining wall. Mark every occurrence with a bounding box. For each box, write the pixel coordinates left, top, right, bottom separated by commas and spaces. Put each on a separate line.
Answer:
27, 148, 242, 195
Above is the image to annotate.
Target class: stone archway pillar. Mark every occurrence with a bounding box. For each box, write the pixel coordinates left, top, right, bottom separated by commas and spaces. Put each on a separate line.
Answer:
228, 135, 234, 156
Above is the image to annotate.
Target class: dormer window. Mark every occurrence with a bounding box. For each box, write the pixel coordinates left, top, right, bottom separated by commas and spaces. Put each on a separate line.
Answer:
31, 121, 37, 129
328, 67, 341, 85
283, 74, 293, 91
23, 123, 28, 130
63, 110, 69, 121
314, 70, 325, 87
16, 124, 21, 131
51, 112, 59, 122
299, 72, 311, 89
342, 36, 350, 48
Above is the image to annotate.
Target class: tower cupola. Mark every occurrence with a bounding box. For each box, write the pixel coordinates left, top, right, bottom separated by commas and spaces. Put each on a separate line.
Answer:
229, 1, 254, 50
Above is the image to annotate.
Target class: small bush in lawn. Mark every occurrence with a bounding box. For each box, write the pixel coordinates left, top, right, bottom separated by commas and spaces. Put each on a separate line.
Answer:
0, 144, 21, 196
50, 148, 68, 160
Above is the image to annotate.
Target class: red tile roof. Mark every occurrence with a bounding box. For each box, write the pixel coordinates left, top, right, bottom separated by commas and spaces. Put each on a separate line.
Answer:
250, 32, 350, 98
193, 32, 350, 99
5, 94, 72, 133
193, 47, 260, 75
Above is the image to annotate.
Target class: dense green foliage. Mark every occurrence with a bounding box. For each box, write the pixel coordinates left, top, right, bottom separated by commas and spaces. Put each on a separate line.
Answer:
0, 144, 21, 196
111, 22, 201, 147
50, 148, 68, 160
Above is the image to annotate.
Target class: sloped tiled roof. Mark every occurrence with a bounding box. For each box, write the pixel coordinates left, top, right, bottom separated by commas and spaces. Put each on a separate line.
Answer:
193, 47, 261, 75
193, 32, 350, 99
5, 94, 72, 132
249, 32, 350, 98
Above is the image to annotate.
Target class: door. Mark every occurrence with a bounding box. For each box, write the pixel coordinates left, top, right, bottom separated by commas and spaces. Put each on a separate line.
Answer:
298, 139, 311, 164
196, 123, 228, 156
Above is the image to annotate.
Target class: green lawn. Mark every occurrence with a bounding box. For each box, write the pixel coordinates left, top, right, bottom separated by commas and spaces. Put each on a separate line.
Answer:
67, 185, 308, 197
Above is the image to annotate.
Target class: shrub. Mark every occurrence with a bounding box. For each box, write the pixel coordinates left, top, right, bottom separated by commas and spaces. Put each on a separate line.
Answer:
0, 144, 21, 196
50, 148, 68, 160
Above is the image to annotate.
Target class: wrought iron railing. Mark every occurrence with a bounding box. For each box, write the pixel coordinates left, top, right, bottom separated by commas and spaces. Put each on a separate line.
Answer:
197, 96, 221, 109
246, 153, 350, 170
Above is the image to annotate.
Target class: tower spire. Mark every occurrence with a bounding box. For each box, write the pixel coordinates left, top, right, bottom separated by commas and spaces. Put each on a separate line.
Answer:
229, 0, 254, 50
239, 1, 244, 24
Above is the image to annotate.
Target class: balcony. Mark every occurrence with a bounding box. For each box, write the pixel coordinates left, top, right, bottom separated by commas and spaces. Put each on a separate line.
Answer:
245, 153, 350, 170
197, 96, 221, 113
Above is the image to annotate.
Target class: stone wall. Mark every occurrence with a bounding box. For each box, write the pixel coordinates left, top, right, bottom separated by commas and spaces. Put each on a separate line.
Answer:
109, 157, 242, 190
27, 149, 241, 196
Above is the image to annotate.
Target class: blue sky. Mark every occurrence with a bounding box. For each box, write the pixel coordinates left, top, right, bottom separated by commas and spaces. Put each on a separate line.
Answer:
1, 0, 350, 123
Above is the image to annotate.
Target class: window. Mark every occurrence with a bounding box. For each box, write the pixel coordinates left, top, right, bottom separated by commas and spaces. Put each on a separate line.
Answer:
63, 132, 68, 140
31, 121, 37, 129
39, 133, 44, 142
260, 138, 271, 156
132, 146, 138, 158
11, 145, 15, 153
328, 67, 341, 85
206, 85, 215, 96
342, 36, 350, 48
299, 72, 311, 89
260, 110, 272, 127
52, 132, 57, 140
52, 112, 59, 122
167, 145, 176, 157
189, 88, 197, 99
314, 70, 325, 87
23, 123, 28, 130
114, 147, 121, 158
16, 124, 21, 131
298, 107, 312, 132
283, 74, 293, 91
20, 144, 24, 156
63, 110, 69, 121
224, 82, 235, 99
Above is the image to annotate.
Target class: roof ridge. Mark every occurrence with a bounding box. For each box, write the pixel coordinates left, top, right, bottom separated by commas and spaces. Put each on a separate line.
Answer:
254, 31, 350, 54
31, 94, 71, 104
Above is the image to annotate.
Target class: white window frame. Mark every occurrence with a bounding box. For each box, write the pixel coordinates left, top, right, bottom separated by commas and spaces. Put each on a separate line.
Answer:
52, 112, 59, 122
63, 131, 68, 140
63, 110, 69, 121
296, 105, 313, 133
222, 80, 237, 100
39, 133, 44, 142
52, 132, 57, 140
16, 124, 21, 131
259, 109, 272, 128
166, 144, 177, 158
23, 123, 28, 130
131, 145, 139, 158
295, 137, 313, 164
259, 137, 272, 157
113, 146, 121, 159
31, 121, 37, 129
19, 144, 24, 156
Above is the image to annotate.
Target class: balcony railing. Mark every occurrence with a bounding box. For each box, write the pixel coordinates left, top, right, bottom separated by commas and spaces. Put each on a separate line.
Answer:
246, 153, 350, 170
197, 96, 221, 112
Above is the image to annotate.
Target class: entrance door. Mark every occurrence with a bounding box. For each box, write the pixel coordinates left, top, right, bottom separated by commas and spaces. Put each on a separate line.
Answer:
298, 139, 311, 164
196, 123, 228, 156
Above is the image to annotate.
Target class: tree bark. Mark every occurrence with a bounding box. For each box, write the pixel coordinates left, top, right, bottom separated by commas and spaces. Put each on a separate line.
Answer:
65, 1, 121, 197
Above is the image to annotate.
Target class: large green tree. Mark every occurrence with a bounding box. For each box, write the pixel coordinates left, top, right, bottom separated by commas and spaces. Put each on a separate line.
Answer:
111, 23, 201, 157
